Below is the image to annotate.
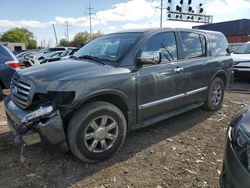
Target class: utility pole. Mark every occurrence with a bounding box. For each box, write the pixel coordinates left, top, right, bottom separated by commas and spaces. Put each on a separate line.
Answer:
52, 24, 58, 46
160, 0, 163, 28
64, 20, 70, 43
85, 3, 95, 40
156, 0, 166, 28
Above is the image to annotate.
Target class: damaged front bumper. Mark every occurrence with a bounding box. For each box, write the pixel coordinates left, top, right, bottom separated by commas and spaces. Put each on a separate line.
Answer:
3, 96, 66, 146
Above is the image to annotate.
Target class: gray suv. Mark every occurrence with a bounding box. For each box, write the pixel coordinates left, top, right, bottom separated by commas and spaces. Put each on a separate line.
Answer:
4, 28, 233, 163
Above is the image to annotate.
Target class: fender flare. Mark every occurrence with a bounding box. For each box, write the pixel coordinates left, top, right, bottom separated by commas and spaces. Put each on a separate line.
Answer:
71, 89, 130, 112
209, 70, 228, 87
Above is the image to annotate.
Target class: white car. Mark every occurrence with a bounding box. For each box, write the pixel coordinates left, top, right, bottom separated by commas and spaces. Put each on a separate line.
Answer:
23, 47, 67, 67
231, 41, 250, 78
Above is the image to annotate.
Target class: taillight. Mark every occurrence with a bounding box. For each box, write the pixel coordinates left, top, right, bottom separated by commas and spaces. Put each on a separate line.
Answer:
5, 61, 20, 71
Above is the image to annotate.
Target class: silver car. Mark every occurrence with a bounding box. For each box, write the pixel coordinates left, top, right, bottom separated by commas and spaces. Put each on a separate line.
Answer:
231, 42, 250, 78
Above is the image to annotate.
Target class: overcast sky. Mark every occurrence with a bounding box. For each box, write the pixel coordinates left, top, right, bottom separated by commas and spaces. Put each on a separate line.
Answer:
1, 0, 250, 46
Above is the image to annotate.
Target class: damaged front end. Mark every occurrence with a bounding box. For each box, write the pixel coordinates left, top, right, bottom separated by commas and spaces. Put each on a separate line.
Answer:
4, 95, 66, 146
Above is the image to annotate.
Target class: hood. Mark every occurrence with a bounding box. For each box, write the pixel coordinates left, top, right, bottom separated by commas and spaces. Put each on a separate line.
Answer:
18, 59, 118, 83
231, 53, 250, 63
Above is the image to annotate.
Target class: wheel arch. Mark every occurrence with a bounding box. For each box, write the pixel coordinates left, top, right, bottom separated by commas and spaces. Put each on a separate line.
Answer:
64, 89, 131, 130
210, 70, 227, 87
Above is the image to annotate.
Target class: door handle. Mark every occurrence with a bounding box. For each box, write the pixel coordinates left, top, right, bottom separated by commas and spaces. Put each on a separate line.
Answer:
174, 67, 184, 73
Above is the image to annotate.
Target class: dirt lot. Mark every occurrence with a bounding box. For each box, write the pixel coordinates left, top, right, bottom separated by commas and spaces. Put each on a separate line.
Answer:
0, 80, 250, 188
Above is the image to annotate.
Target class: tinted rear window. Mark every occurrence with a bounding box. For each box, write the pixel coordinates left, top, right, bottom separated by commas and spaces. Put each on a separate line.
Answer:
210, 33, 228, 56
0, 44, 15, 64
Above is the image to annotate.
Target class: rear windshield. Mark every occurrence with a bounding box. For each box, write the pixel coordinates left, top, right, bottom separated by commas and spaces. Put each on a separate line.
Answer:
0, 44, 16, 64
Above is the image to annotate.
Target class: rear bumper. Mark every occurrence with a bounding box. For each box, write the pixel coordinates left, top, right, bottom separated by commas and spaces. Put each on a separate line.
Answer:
220, 138, 250, 188
3, 96, 66, 145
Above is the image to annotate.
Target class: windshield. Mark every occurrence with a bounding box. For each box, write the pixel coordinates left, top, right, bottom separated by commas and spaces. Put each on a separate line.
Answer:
74, 33, 142, 62
234, 43, 250, 54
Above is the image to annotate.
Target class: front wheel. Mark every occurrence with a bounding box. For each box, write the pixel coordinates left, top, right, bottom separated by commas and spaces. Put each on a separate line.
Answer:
67, 101, 127, 163
204, 77, 225, 111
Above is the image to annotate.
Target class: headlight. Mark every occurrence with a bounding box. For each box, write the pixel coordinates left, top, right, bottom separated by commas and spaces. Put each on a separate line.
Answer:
236, 130, 247, 147
231, 126, 250, 171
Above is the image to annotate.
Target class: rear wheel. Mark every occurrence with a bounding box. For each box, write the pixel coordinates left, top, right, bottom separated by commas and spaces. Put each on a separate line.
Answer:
67, 101, 127, 163
204, 77, 225, 111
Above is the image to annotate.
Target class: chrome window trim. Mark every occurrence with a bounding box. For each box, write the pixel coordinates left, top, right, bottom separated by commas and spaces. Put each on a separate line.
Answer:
138, 87, 207, 110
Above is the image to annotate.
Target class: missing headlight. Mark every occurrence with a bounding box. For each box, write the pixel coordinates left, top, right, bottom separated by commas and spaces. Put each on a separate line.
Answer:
21, 106, 53, 124
48, 91, 75, 106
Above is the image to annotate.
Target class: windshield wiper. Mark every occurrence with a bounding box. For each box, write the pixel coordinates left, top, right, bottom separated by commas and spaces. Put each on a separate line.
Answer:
76, 55, 105, 65
161, 43, 174, 61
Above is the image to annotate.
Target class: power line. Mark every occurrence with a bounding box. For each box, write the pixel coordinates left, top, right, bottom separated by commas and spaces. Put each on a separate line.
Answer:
85, 3, 96, 39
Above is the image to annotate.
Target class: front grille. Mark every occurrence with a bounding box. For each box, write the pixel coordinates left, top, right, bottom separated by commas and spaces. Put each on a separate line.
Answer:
11, 74, 31, 109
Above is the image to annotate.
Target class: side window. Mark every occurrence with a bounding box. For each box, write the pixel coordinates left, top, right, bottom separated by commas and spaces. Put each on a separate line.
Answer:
210, 34, 228, 56
141, 32, 177, 63
180, 32, 206, 59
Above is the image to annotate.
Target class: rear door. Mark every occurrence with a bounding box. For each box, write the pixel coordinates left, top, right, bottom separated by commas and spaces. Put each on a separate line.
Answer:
177, 31, 208, 105
137, 31, 186, 122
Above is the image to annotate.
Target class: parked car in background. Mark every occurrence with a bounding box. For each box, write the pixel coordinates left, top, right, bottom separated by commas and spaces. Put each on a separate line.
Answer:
0, 44, 20, 99
23, 47, 67, 67
220, 106, 250, 188
231, 42, 250, 78
36, 50, 65, 63
4, 28, 232, 163
39, 47, 67, 54
16, 51, 37, 67
40, 47, 78, 64
229, 43, 242, 53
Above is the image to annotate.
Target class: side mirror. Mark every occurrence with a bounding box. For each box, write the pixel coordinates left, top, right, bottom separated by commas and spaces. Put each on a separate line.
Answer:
137, 51, 161, 65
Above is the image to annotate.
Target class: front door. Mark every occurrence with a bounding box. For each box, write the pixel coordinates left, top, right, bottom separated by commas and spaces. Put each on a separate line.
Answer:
136, 31, 186, 122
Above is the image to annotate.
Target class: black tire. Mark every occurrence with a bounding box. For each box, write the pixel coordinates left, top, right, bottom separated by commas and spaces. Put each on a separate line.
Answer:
204, 77, 225, 111
67, 101, 127, 163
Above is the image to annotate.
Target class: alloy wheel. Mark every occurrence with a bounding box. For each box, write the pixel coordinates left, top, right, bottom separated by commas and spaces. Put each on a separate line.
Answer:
211, 83, 222, 106
84, 115, 118, 153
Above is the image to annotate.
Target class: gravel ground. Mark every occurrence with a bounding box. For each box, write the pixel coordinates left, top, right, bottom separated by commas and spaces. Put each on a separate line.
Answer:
0, 80, 250, 188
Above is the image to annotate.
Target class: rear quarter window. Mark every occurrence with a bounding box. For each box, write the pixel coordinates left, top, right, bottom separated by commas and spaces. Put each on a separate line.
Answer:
210, 33, 228, 56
